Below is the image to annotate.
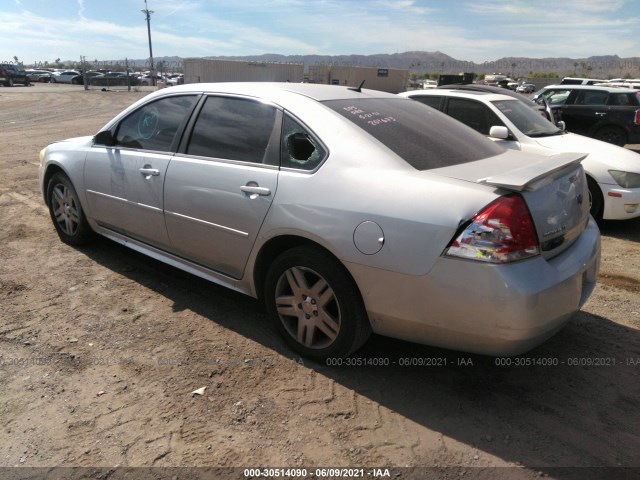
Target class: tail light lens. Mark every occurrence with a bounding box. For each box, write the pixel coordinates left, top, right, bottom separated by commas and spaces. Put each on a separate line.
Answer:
634, 109, 640, 125
445, 194, 540, 263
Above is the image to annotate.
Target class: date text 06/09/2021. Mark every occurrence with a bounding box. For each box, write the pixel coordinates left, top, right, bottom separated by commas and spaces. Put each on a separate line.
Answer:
324, 357, 474, 367
243, 468, 392, 478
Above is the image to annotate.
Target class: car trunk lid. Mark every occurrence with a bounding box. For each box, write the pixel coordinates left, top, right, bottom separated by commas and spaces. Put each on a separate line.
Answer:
431, 151, 591, 259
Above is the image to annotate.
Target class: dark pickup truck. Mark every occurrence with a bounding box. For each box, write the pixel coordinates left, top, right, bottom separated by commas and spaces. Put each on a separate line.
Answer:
533, 84, 640, 146
0, 63, 31, 87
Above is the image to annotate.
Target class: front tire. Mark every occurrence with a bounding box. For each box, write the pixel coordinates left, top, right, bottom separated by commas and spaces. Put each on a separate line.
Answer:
587, 176, 604, 222
46, 173, 95, 245
264, 246, 371, 360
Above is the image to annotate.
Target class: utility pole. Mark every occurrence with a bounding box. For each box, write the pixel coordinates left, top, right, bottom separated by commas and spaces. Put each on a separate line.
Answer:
142, 0, 155, 86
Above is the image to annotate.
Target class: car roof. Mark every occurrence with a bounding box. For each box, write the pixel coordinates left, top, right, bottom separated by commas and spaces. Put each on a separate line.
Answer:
433, 83, 538, 106
540, 84, 638, 93
154, 82, 399, 102
400, 88, 519, 103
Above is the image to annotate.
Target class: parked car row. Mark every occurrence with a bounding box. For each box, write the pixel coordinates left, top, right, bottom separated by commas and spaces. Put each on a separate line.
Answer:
16, 69, 184, 87
39, 82, 602, 361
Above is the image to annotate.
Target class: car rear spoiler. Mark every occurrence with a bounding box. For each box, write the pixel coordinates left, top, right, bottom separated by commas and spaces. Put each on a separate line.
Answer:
477, 152, 587, 192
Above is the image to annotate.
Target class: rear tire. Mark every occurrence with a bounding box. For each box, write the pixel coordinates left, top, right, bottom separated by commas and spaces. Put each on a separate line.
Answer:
594, 126, 627, 147
587, 176, 604, 222
264, 246, 371, 360
46, 173, 95, 245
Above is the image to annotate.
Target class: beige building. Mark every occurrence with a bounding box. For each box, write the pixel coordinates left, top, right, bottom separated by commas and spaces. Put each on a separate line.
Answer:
308, 65, 409, 93
184, 58, 304, 84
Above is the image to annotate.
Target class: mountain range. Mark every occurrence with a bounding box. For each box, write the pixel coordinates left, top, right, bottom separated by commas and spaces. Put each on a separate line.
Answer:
130, 51, 640, 79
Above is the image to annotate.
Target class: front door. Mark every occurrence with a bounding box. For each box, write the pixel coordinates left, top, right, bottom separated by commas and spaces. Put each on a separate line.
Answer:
84, 94, 198, 248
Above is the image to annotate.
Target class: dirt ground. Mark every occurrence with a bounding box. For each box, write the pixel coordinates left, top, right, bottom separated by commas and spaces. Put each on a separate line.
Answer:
1, 84, 640, 480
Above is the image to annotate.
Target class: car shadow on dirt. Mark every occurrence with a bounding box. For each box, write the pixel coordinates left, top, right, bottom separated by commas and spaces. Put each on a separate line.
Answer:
598, 216, 640, 242
78, 238, 640, 479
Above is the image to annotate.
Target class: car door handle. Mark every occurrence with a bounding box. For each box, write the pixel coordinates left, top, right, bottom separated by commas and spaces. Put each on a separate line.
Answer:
240, 185, 271, 196
139, 167, 160, 177
594, 112, 607, 117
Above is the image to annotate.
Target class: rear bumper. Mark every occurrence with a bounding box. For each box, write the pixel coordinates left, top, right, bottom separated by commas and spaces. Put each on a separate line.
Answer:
348, 218, 601, 356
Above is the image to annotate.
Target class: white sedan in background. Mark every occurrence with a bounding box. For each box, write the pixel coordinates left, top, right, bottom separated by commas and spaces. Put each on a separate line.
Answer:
50, 70, 82, 84
400, 88, 640, 221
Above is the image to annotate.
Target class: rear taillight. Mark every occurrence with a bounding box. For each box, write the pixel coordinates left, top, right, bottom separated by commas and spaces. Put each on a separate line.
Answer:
634, 109, 640, 125
445, 194, 540, 264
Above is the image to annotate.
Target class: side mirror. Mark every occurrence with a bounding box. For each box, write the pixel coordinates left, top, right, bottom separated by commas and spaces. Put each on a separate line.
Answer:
489, 126, 510, 140
94, 130, 115, 146
557, 121, 566, 131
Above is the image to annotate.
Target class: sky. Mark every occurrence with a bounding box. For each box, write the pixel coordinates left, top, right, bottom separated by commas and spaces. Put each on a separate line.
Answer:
1, 0, 639, 67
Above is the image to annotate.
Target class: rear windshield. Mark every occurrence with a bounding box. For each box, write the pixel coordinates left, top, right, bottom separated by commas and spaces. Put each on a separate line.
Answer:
323, 98, 504, 171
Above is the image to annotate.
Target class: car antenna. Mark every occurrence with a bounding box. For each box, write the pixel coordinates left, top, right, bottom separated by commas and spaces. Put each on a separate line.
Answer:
348, 80, 366, 92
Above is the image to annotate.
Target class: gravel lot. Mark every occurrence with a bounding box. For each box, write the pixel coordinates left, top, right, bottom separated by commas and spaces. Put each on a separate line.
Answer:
1, 83, 640, 480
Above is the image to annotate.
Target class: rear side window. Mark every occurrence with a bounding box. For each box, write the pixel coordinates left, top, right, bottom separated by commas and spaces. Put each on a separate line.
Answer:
186, 96, 280, 165
281, 115, 326, 170
411, 95, 443, 110
574, 90, 608, 105
115, 95, 197, 152
446, 98, 505, 135
609, 93, 631, 106
323, 98, 504, 170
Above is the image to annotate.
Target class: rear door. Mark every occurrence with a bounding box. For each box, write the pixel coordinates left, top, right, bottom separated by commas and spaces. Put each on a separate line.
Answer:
163, 95, 282, 279
607, 92, 640, 133
559, 89, 610, 135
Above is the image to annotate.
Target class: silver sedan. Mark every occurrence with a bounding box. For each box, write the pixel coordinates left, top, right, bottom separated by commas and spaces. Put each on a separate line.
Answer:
39, 83, 600, 359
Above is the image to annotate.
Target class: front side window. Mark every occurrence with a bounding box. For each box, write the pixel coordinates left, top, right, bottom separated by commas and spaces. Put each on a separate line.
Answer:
115, 95, 197, 152
446, 98, 505, 135
186, 96, 280, 165
541, 89, 571, 105
492, 100, 560, 137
